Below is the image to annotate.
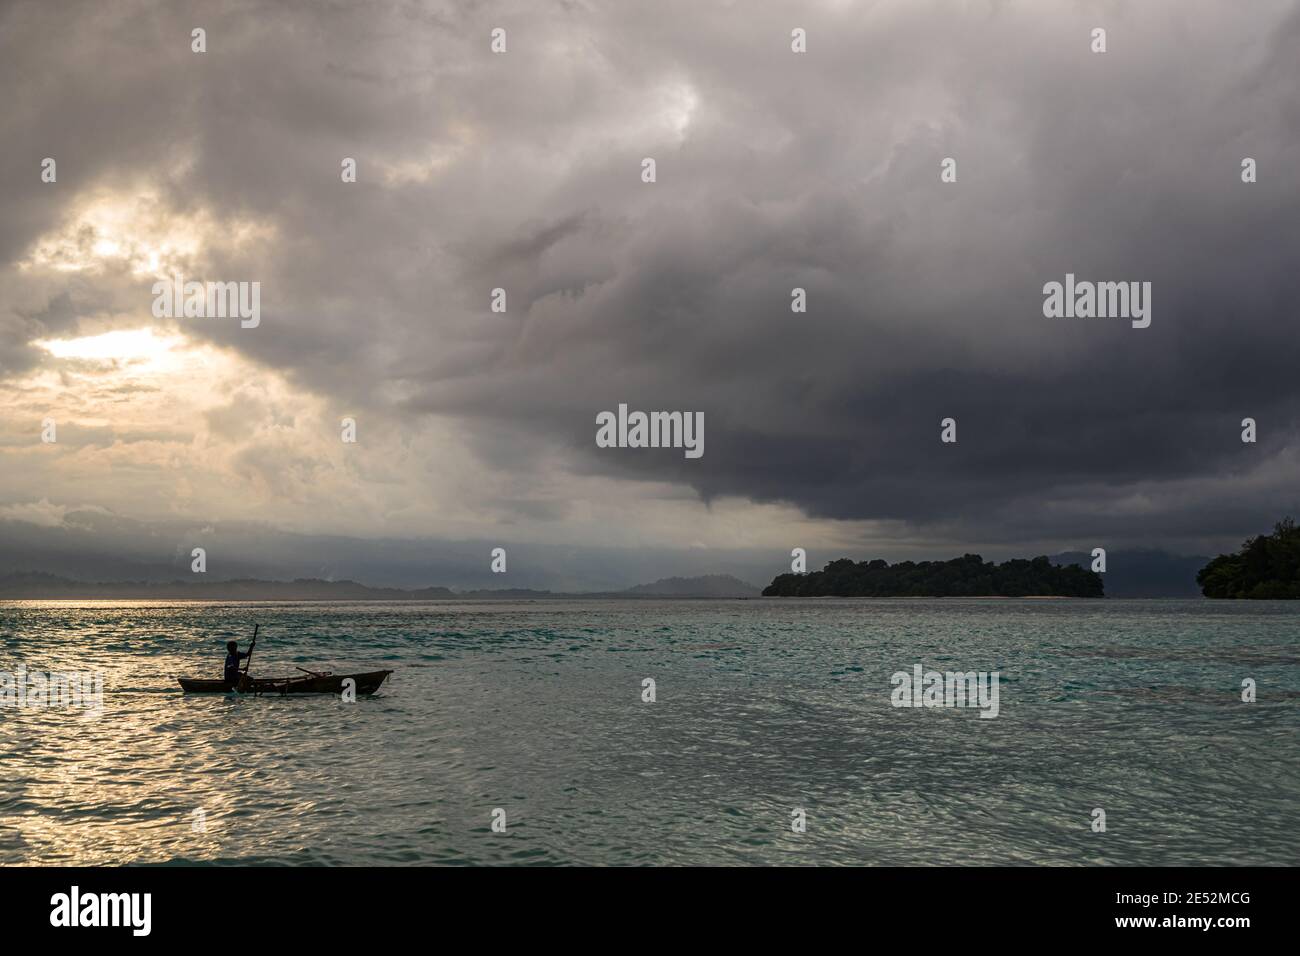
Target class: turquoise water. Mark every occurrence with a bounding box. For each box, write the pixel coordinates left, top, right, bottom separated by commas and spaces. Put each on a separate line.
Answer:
1, 599, 1296, 866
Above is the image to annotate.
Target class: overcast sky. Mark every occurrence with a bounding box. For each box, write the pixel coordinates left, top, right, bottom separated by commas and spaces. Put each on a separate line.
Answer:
2, 0, 1298, 589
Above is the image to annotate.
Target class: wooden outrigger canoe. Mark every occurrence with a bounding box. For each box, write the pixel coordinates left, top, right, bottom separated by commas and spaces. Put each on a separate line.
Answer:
177, 669, 393, 696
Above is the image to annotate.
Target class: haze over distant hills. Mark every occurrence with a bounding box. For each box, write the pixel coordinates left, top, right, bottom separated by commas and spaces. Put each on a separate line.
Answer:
622, 575, 761, 598
0, 512, 785, 594
0, 572, 763, 601
1051, 550, 1208, 597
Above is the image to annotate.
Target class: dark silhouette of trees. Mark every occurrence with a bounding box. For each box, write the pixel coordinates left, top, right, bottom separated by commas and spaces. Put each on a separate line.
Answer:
1197, 518, 1300, 598
762, 553, 1103, 597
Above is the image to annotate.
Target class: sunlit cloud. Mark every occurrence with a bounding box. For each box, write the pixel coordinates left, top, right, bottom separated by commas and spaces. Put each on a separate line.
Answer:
18, 189, 274, 278
374, 123, 479, 186
0, 498, 72, 528
658, 80, 699, 141
35, 328, 184, 367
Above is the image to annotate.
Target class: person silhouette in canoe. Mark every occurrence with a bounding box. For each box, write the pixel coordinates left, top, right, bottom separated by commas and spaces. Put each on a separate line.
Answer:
224, 638, 254, 690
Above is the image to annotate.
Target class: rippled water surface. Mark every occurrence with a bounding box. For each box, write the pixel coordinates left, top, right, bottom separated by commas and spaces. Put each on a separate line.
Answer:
1, 599, 1297, 865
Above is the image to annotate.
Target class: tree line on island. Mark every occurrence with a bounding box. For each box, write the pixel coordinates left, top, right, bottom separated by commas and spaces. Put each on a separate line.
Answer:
762, 553, 1103, 598
761, 518, 1300, 599
1197, 518, 1300, 599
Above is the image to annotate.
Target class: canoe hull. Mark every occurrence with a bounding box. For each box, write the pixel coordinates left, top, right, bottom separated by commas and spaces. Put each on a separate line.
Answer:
177, 670, 392, 695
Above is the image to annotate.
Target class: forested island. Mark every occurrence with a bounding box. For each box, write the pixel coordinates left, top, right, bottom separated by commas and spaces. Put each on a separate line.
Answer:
1197, 518, 1300, 598
762, 554, 1103, 597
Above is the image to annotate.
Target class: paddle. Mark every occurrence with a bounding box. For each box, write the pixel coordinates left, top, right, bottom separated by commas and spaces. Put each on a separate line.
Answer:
239, 624, 258, 690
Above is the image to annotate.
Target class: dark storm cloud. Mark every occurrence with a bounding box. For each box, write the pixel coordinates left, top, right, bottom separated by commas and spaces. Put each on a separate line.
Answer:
3, 0, 1299, 556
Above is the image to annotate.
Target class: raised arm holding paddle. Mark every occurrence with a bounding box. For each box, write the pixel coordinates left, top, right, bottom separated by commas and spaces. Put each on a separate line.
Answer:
223, 624, 258, 691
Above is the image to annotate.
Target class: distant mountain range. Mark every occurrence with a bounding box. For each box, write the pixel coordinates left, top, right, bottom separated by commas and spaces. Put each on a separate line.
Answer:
0, 572, 763, 601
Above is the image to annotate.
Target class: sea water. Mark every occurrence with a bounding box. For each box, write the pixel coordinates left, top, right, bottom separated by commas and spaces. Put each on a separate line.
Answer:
0, 598, 1296, 866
